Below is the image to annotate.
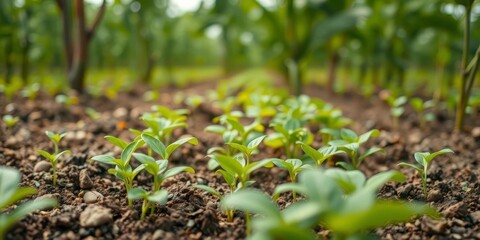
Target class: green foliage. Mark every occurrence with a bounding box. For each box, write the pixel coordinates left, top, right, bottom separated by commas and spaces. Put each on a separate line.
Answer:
298, 142, 344, 166
85, 107, 101, 121
410, 98, 435, 128
91, 137, 144, 207
328, 128, 383, 170
36, 131, 71, 186
0, 167, 57, 238
386, 96, 407, 130
127, 187, 168, 220
399, 148, 454, 197
2, 115, 19, 128
264, 118, 313, 159
224, 168, 439, 239
271, 158, 313, 202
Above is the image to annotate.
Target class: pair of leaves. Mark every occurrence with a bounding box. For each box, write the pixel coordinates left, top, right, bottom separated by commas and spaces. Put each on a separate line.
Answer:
127, 188, 168, 205
141, 133, 198, 160
36, 149, 71, 164
299, 142, 343, 166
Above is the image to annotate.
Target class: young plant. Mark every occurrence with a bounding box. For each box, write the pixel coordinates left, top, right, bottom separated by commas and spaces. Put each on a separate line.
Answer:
36, 131, 71, 186
271, 158, 313, 202
328, 128, 383, 170
410, 97, 435, 129
127, 188, 168, 220
3, 115, 19, 128
298, 142, 344, 167
264, 118, 313, 158
91, 137, 145, 207
85, 107, 101, 121
227, 168, 439, 239
398, 148, 454, 198
386, 95, 407, 130
0, 167, 57, 238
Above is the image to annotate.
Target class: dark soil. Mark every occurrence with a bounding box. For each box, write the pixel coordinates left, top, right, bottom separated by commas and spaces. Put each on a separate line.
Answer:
1, 81, 479, 240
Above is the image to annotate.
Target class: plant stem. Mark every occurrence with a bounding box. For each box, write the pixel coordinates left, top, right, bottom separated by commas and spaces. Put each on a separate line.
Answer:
52, 163, 57, 186
245, 211, 251, 235
141, 199, 148, 220
455, 3, 472, 131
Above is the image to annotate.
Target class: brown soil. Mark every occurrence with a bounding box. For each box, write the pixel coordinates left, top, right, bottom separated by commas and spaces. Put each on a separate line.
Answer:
1, 81, 479, 240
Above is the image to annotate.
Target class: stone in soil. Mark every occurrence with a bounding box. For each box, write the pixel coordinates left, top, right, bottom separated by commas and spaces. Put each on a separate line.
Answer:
443, 202, 468, 218
83, 191, 104, 204
79, 205, 113, 227
427, 189, 443, 202
34, 161, 52, 172
79, 169, 94, 189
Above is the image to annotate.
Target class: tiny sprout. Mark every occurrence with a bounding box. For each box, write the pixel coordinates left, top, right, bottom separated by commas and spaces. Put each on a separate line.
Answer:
386, 96, 407, 130
86, 107, 101, 120
36, 131, 71, 186
398, 148, 454, 198
410, 98, 435, 129
127, 188, 168, 220
3, 115, 19, 128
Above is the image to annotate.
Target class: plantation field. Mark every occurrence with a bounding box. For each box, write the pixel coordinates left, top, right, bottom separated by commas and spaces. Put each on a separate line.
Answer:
1, 78, 479, 239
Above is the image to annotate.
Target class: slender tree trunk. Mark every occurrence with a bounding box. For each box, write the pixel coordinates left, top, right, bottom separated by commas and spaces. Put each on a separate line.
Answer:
20, 8, 31, 84
326, 50, 340, 92
4, 38, 13, 84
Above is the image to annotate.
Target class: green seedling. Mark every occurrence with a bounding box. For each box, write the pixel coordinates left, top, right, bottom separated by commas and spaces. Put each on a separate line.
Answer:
36, 131, 71, 186
131, 105, 190, 145
85, 107, 101, 121
55, 94, 79, 107
398, 148, 454, 198
127, 188, 168, 220
225, 168, 438, 239
298, 142, 344, 166
196, 154, 272, 223
3, 115, 19, 128
271, 158, 313, 202
264, 118, 313, 158
0, 167, 57, 238
20, 83, 40, 101
386, 96, 407, 130
141, 133, 198, 162
132, 152, 195, 192
410, 97, 435, 129
328, 128, 383, 170
91, 137, 144, 207
184, 95, 206, 109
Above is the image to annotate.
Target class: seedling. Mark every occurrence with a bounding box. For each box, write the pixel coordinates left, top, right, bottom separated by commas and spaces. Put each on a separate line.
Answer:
271, 158, 313, 202
91, 137, 144, 207
127, 188, 168, 220
264, 118, 313, 158
225, 169, 438, 239
3, 115, 19, 128
328, 128, 383, 170
195, 154, 272, 222
0, 167, 57, 238
134, 107, 189, 145
55, 94, 79, 107
36, 131, 71, 186
20, 83, 40, 100
398, 148, 454, 198
386, 95, 407, 130
410, 97, 435, 128
85, 107, 101, 121
298, 142, 344, 166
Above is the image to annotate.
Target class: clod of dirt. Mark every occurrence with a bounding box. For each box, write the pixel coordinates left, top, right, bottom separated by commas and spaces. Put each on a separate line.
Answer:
443, 202, 468, 218
34, 161, 52, 172
79, 169, 94, 189
113, 107, 128, 119
79, 205, 112, 227
471, 127, 480, 138
471, 211, 480, 223
83, 191, 104, 204
427, 189, 443, 202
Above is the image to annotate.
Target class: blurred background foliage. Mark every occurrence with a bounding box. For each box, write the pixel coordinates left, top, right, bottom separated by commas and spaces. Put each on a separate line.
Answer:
0, 0, 479, 98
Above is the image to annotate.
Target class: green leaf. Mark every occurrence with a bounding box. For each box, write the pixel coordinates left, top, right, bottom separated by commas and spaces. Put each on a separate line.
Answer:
226, 118, 245, 135
216, 169, 236, 187
222, 189, 282, 219
141, 134, 166, 159
212, 155, 244, 177
165, 137, 198, 159
226, 143, 248, 155
245, 159, 273, 175
398, 162, 424, 175
36, 150, 54, 161
133, 153, 158, 175
121, 140, 141, 166
127, 188, 148, 200
414, 152, 428, 166
247, 135, 266, 149
105, 136, 128, 149
424, 148, 454, 163
326, 201, 439, 235
272, 158, 293, 172
205, 125, 226, 134
264, 133, 285, 148
272, 183, 306, 201
162, 166, 195, 180
299, 143, 323, 164
194, 185, 223, 199
358, 147, 384, 164
365, 170, 406, 192
340, 128, 358, 142
53, 150, 71, 164
147, 190, 168, 204
91, 154, 117, 165
358, 129, 380, 144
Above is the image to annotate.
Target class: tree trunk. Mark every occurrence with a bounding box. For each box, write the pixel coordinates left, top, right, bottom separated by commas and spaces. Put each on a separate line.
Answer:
326, 50, 340, 92
20, 8, 31, 84
4, 38, 13, 84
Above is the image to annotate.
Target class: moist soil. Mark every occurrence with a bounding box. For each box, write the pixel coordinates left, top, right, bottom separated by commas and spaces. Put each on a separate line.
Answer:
1, 81, 479, 240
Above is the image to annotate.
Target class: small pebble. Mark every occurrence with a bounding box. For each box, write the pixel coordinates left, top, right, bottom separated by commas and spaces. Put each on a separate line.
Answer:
427, 189, 443, 202
34, 161, 51, 172
79, 169, 94, 189
79, 205, 112, 227
83, 191, 104, 204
